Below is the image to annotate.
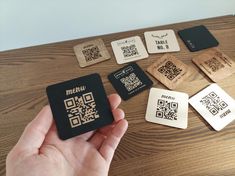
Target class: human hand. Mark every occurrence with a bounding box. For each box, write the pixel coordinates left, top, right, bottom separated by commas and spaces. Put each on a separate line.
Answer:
6, 94, 128, 176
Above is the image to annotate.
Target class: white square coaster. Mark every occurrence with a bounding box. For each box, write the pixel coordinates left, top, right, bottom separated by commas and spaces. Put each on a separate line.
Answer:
111, 36, 149, 64
144, 30, 180, 54
189, 84, 235, 131
145, 88, 188, 129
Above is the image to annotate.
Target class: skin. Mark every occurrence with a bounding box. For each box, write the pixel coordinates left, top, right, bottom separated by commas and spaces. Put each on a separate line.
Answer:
6, 94, 128, 176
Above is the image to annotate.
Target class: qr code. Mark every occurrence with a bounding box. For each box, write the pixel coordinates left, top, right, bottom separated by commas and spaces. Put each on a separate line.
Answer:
156, 99, 178, 120
64, 92, 99, 128
158, 61, 182, 80
204, 57, 224, 72
82, 46, 102, 62
121, 44, 139, 57
200, 92, 228, 116
120, 73, 142, 91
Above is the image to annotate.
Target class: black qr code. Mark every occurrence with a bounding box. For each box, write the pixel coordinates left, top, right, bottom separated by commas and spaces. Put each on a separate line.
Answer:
82, 46, 102, 62
121, 44, 139, 57
158, 61, 182, 80
200, 92, 228, 116
156, 99, 178, 120
120, 73, 142, 91
204, 57, 224, 72
64, 92, 99, 128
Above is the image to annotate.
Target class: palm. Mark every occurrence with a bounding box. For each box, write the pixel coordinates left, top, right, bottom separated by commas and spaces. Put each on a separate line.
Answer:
41, 128, 110, 176
6, 94, 128, 176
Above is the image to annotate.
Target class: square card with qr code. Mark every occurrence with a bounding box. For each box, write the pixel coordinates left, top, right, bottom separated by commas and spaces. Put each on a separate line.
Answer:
111, 36, 149, 64
144, 29, 180, 54
145, 88, 188, 129
147, 54, 191, 90
192, 48, 235, 82
73, 38, 111, 67
189, 84, 235, 131
178, 25, 219, 52
46, 73, 114, 140
108, 63, 153, 100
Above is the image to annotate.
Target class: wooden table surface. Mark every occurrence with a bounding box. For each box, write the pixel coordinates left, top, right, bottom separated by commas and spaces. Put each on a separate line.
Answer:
0, 15, 235, 176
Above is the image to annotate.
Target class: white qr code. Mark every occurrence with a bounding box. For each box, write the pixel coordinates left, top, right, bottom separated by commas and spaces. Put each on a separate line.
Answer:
156, 99, 178, 120
64, 92, 99, 128
158, 61, 182, 80
204, 57, 224, 72
120, 73, 142, 91
200, 92, 228, 116
82, 46, 102, 62
121, 44, 139, 57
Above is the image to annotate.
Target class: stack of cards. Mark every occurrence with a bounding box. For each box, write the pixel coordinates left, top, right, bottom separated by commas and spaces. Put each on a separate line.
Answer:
74, 38, 111, 67
178, 25, 219, 52
189, 84, 235, 131
147, 54, 191, 89
144, 29, 180, 53
145, 88, 188, 129
111, 36, 149, 64
192, 48, 235, 82
108, 63, 153, 100
46, 73, 114, 140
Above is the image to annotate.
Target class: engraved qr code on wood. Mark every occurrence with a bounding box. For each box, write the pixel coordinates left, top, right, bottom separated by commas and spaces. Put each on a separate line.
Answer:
121, 44, 139, 57
200, 92, 228, 116
204, 57, 224, 72
120, 73, 143, 91
156, 99, 178, 120
82, 46, 102, 62
64, 92, 99, 128
158, 61, 182, 80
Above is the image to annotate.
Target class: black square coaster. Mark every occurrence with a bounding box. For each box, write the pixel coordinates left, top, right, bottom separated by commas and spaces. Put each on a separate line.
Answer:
108, 63, 153, 100
46, 73, 114, 140
178, 25, 219, 52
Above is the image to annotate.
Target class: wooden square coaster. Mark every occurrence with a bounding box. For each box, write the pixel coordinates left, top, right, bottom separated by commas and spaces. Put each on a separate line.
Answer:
192, 48, 235, 82
73, 38, 111, 67
147, 54, 191, 89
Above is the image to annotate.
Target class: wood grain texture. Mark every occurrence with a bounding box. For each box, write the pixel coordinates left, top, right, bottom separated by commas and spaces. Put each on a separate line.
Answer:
0, 15, 235, 176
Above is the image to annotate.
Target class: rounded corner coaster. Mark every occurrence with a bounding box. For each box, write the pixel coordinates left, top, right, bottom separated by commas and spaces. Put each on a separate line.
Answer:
108, 62, 153, 100
46, 73, 114, 140
73, 38, 111, 68
144, 29, 180, 54
189, 83, 235, 131
147, 54, 191, 90
111, 36, 149, 64
192, 48, 235, 82
145, 88, 188, 129
178, 25, 219, 52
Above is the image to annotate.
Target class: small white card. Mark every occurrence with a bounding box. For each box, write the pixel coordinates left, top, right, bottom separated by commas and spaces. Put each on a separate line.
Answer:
111, 36, 149, 64
144, 30, 180, 54
189, 84, 235, 131
145, 88, 188, 129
